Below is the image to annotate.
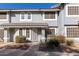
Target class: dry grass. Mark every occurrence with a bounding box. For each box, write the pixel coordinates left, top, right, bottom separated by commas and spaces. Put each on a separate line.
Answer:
0, 42, 4, 44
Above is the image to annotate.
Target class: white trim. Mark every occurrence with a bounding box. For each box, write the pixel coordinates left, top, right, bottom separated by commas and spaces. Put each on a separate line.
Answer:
30, 29, 31, 40
4, 29, 10, 43
20, 12, 32, 22
66, 4, 79, 17
0, 12, 9, 21
65, 27, 67, 37
14, 29, 19, 42
43, 12, 57, 21
22, 29, 26, 36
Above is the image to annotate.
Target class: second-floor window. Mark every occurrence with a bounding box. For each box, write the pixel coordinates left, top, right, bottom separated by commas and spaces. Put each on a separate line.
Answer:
20, 12, 32, 21
21, 13, 25, 19
0, 12, 7, 19
27, 13, 31, 19
66, 5, 79, 16
45, 12, 55, 19
43, 12, 56, 20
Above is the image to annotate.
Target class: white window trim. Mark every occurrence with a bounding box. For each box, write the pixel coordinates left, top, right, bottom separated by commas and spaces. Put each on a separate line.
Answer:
43, 12, 57, 21
20, 12, 32, 21
65, 26, 79, 39
0, 12, 8, 21
66, 4, 79, 17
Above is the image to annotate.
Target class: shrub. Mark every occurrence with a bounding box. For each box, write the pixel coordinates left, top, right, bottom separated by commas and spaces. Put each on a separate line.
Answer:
54, 35, 65, 43
15, 36, 26, 43
46, 38, 60, 48
49, 35, 65, 43
66, 40, 74, 46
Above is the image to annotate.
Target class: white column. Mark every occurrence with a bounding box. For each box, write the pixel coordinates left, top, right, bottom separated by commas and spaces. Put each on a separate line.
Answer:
14, 29, 19, 42
3, 29, 10, 43
41, 29, 45, 42
22, 29, 26, 36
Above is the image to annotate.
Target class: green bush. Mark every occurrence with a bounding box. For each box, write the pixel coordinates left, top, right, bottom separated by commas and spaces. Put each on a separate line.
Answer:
66, 40, 74, 46
15, 36, 26, 43
46, 38, 60, 48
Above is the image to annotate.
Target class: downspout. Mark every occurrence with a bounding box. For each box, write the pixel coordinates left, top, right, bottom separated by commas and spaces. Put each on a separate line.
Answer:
9, 10, 11, 23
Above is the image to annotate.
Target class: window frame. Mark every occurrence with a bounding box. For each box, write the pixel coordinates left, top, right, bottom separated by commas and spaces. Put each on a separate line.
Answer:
65, 26, 79, 39
20, 12, 32, 21
0, 12, 8, 21
66, 4, 79, 17
43, 12, 57, 21
47, 28, 57, 35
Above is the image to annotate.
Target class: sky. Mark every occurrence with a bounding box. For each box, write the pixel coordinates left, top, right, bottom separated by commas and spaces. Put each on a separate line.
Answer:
0, 3, 57, 9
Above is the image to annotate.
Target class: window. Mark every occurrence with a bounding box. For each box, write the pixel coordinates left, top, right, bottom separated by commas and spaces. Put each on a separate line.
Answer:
68, 6, 79, 15
47, 29, 55, 36
66, 5, 79, 16
20, 12, 32, 21
19, 28, 22, 36
21, 13, 25, 19
26, 29, 30, 38
0, 12, 7, 19
44, 12, 56, 20
27, 13, 31, 19
67, 28, 79, 38
37, 28, 41, 34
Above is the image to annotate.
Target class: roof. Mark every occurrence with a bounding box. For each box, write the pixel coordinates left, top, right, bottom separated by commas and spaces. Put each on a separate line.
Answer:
0, 8, 60, 12
0, 22, 48, 28
51, 3, 61, 8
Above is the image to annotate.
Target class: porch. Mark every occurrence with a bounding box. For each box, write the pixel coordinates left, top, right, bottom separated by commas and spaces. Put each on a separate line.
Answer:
0, 22, 48, 43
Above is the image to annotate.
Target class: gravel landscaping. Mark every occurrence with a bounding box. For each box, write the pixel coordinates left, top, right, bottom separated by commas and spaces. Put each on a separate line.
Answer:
22, 44, 79, 56
0, 42, 79, 56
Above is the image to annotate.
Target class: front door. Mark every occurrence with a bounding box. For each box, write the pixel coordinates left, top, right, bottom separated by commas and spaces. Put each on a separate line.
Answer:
9, 29, 15, 42
32, 29, 38, 41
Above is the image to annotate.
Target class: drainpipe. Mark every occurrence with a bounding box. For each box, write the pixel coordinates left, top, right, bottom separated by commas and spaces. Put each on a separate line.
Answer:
9, 10, 11, 23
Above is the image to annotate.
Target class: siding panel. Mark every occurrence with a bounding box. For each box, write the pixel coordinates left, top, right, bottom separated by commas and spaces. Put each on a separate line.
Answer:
11, 11, 58, 26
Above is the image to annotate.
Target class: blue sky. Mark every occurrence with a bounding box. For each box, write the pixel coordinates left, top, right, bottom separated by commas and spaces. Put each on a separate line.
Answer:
0, 3, 57, 9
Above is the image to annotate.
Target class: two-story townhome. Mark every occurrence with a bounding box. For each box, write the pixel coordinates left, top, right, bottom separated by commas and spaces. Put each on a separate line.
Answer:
0, 7, 60, 43
0, 3, 79, 43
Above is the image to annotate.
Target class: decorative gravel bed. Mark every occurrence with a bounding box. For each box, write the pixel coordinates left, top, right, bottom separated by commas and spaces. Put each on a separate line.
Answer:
38, 44, 79, 53
0, 43, 30, 49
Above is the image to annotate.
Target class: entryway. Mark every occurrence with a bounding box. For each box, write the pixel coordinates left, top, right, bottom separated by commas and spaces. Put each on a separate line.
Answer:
9, 28, 15, 42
